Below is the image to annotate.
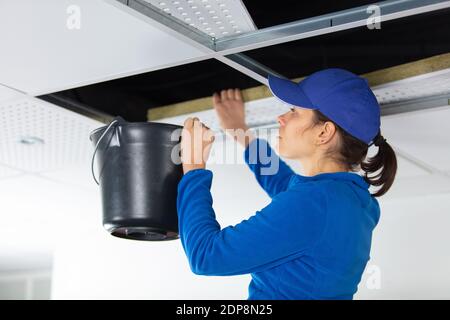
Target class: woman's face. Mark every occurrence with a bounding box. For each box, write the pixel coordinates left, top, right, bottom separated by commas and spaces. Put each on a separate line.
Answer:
275, 106, 319, 159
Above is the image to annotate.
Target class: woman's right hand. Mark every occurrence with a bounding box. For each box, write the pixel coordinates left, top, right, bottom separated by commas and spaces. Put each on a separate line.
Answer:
212, 89, 254, 147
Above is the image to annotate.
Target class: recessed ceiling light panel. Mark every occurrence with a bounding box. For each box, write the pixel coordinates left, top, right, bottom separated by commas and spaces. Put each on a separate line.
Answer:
145, 0, 257, 39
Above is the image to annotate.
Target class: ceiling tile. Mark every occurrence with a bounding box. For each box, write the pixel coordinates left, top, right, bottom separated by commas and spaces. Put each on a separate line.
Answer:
0, 84, 22, 104
144, 0, 256, 39
0, 96, 102, 173
0, 0, 207, 95
373, 68, 450, 105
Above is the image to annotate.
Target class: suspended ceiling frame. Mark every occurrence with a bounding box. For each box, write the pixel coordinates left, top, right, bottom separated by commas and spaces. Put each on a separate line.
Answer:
109, 0, 450, 86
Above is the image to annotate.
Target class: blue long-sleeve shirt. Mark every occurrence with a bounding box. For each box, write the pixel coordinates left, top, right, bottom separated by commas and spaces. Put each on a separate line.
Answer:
177, 138, 380, 299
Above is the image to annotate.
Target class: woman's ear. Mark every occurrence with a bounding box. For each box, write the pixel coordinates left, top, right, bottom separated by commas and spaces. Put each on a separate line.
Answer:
317, 121, 336, 145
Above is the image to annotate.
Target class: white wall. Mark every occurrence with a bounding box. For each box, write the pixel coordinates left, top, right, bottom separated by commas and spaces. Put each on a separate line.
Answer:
0, 270, 52, 300
356, 193, 450, 299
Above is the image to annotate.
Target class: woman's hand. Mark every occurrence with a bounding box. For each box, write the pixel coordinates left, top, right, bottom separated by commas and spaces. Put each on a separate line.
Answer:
181, 117, 215, 175
213, 89, 247, 131
213, 89, 255, 148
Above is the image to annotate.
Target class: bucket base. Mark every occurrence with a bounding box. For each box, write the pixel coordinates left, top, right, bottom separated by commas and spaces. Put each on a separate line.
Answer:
110, 226, 179, 241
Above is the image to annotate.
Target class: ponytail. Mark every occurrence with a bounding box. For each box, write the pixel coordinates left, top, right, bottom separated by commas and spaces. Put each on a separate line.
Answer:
361, 132, 398, 197
312, 110, 398, 197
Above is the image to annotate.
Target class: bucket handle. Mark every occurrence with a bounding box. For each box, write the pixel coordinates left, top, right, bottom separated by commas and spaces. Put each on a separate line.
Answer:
91, 119, 120, 185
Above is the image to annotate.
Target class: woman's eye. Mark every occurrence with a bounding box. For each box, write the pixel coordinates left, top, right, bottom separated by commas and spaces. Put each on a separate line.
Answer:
290, 108, 296, 113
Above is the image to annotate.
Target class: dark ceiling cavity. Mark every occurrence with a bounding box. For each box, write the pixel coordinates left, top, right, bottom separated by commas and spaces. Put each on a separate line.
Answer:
243, 7, 450, 79
39, 6, 450, 122
41, 59, 261, 122
242, 0, 380, 28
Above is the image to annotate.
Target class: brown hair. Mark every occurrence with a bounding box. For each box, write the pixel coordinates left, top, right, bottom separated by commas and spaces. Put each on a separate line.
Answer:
312, 110, 397, 197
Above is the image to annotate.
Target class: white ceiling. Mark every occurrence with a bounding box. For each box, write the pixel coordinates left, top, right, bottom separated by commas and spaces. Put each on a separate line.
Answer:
0, 96, 100, 174
0, 0, 210, 96
0, 84, 22, 104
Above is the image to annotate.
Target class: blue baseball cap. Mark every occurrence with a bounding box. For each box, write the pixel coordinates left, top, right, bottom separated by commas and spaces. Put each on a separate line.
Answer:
268, 68, 380, 145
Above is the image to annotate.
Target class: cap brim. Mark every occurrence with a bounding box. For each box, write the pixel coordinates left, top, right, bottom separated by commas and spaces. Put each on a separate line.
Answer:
268, 74, 315, 109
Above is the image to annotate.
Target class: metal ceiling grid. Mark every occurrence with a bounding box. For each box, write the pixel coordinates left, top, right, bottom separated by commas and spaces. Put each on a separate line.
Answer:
111, 0, 450, 85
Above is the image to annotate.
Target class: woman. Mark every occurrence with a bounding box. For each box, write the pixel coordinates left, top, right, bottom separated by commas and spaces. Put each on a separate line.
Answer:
178, 68, 397, 300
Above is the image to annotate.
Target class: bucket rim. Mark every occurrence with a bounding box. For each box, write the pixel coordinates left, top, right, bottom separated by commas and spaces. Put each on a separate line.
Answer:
89, 120, 183, 141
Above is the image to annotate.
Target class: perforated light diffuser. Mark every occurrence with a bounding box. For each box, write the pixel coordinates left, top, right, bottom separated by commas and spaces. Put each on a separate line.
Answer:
144, 0, 257, 39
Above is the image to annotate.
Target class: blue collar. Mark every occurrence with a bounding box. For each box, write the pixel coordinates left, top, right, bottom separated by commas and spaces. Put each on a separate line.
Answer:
289, 172, 369, 189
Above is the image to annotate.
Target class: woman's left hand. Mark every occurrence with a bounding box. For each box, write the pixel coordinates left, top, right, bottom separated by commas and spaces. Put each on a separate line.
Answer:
181, 117, 215, 174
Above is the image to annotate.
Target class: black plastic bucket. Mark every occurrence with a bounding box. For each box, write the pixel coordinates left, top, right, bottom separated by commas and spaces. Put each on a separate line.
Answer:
89, 116, 183, 241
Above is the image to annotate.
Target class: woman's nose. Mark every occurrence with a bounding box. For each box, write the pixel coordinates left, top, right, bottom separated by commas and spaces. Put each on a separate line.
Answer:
277, 115, 286, 126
